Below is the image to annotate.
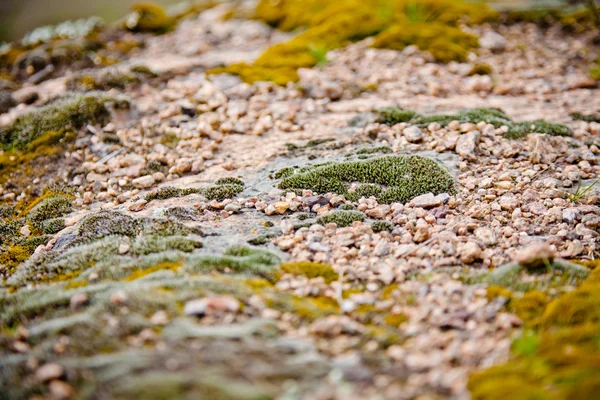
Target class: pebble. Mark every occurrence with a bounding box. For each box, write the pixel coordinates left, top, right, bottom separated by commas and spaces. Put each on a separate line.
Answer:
35, 363, 64, 382
184, 296, 240, 317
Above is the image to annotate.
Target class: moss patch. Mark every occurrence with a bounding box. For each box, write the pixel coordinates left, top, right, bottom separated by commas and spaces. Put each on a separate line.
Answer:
317, 210, 366, 227
146, 179, 244, 202
469, 265, 600, 400
0, 94, 114, 150
378, 107, 572, 139
279, 261, 339, 283
278, 155, 455, 204
210, 0, 498, 84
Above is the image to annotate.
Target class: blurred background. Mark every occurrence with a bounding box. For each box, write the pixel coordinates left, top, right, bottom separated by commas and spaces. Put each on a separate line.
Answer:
0, 0, 182, 42
0, 0, 570, 43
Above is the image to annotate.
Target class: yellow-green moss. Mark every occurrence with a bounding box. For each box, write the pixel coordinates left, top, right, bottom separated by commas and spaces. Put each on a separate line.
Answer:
210, 0, 498, 85
486, 285, 512, 302
278, 261, 339, 283
125, 3, 175, 33
468, 63, 493, 76
469, 264, 600, 400
124, 261, 182, 281
512, 291, 548, 325
384, 313, 408, 327
371, 21, 478, 62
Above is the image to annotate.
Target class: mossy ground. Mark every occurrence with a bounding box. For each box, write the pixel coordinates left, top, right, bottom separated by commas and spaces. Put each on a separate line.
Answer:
378, 107, 572, 139
210, 0, 498, 84
277, 155, 455, 204
470, 263, 600, 399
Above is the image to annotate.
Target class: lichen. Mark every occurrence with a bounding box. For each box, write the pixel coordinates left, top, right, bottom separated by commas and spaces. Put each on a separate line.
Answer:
278, 155, 455, 204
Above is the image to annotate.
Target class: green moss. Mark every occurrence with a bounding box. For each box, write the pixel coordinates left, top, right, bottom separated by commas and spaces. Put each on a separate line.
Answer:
147, 180, 243, 202
272, 167, 295, 180
66, 71, 140, 91
210, 0, 498, 85
26, 195, 72, 231
202, 184, 244, 201
317, 210, 365, 227
570, 112, 600, 123
247, 234, 277, 246
468, 63, 493, 76
377, 107, 572, 140
279, 261, 339, 283
507, 120, 572, 139
125, 3, 175, 33
131, 236, 203, 255
41, 218, 66, 234
145, 187, 202, 201
0, 94, 113, 150
185, 246, 281, 278
371, 221, 394, 233
346, 183, 383, 201
278, 155, 455, 204
215, 177, 245, 187
355, 146, 392, 155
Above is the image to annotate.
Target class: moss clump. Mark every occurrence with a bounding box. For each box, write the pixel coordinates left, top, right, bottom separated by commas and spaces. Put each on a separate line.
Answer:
77, 210, 202, 243
508, 120, 572, 139
124, 261, 182, 281
272, 167, 295, 180
0, 94, 113, 150
125, 3, 175, 33
214, 177, 244, 187
371, 21, 478, 62
371, 221, 394, 233
186, 246, 281, 278
278, 155, 455, 204
468, 63, 493, 76
145, 187, 202, 201
317, 210, 365, 227
486, 285, 512, 302
41, 218, 66, 234
66, 71, 141, 91
25, 195, 73, 231
211, 0, 498, 85
146, 180, 243, 202
513, 291, 548, 324
469, 266, 600, 400
202, 184, 244, 201
570, 111, 600, 123
279, 261, 339, 283
355, 146, 392, 155
131, 236, 202, 255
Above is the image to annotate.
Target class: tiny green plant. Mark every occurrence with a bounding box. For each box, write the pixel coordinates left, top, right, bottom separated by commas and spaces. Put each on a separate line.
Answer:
308, 44, 329, 67
562, 178, 600, 202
